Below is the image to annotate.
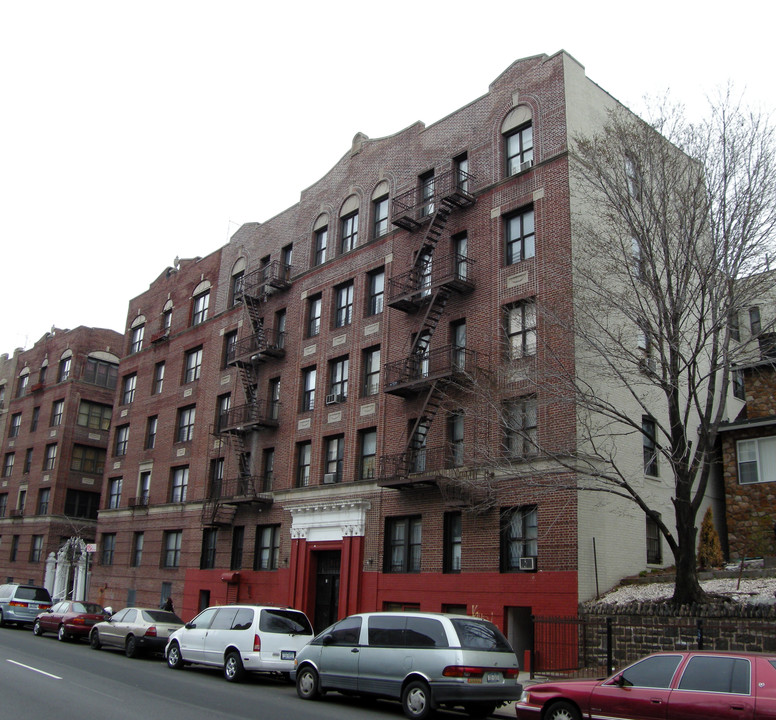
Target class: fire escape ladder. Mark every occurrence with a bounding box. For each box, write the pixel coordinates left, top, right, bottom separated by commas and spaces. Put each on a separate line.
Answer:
235, 364, 258, 405
403, 381, 445, 472
242, 294, 265, 333
408, 287, 451, 358
419, 201, 454, 256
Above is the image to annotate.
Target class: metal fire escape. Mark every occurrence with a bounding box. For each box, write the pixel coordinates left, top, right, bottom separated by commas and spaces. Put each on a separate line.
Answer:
380, 168, 479, 490
202, 261, 291, 526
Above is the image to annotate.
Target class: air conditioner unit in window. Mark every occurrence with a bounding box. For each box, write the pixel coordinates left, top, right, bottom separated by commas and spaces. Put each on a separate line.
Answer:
325, 393, 337, 405
323, 473, 338, 484
520, 159, 534, 172
519, 556, 537, 571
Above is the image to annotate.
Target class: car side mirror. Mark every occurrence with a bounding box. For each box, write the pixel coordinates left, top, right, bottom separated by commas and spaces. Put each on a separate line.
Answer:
320, 633, 334, 646
185, 622, 196, 629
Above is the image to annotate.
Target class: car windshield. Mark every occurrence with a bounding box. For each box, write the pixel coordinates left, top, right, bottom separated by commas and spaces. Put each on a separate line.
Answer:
450, 618, 513, 652
143, 610, 183, 624
72, 602, 105, 614
260, 609, 313, 635
16, 587, 52, 602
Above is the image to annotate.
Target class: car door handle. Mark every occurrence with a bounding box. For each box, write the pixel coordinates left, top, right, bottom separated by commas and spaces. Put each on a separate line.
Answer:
351, 648, 360, 653
650, 699, 664, 705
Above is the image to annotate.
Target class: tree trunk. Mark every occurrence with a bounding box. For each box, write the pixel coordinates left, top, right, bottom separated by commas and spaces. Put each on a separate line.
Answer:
671, 502, 705, 604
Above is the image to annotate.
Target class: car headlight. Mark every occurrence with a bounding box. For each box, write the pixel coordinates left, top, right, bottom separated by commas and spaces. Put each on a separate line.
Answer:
519, 690, 531, 703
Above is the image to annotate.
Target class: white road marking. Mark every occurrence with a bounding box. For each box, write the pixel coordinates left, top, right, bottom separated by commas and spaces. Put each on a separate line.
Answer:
6, 659, 62, 680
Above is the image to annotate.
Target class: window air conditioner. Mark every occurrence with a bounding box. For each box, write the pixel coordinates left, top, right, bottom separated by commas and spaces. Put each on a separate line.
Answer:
519, 556, 537, 571
323, 473, 338, 484
520, 159, 534, 172
325, 393, 337, 405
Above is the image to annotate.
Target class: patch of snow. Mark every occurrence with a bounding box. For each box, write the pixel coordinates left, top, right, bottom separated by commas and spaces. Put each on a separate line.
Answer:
597, 577, 776, 605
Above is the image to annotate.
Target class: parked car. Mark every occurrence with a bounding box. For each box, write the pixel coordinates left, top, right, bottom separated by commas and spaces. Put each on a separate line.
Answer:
515, 650, 776, 720
33, 600, 109, 641
0, 584, 53, 627
90, 607, 184, 657
165, 604, 314, 682
293, 611, 522, 720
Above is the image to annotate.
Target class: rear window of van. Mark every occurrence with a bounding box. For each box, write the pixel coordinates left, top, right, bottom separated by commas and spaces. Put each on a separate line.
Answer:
260, 609, 313, 635
451, 618, 513, 652
16, 587, 52, 602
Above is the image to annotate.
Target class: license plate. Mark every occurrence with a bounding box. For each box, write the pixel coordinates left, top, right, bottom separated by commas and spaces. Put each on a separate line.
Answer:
281, 651, 295, 660
486, 672, 502, 683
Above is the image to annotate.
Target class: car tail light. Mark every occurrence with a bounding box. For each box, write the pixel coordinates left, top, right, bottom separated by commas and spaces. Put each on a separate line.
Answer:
443, 666, 519, 679
9, 601, 29, 608
253, 634, 261, 652
145, 626, 158, 637
72, 617, 86, 625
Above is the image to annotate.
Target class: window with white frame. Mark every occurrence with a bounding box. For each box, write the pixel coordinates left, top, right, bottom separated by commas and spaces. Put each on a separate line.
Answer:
503, 397, 538, 457
130, 324, 144, 354
360, 428, 376, 480
108, 477, 122, 509
335, 282, 354, 327
114, 425, 129, 456
296, 442, 311, 487
9, 413, 21, 437
121, 374, 137, 404
43, 443, 57, 470
385, 516, 422, 573
505, 124, 534, 176
328, 357, 348, 402
254, 525, 280, 570
341, 212, 358, 253
176, 405, 196, 442
363, 346, 380, 397
101, 533, 116, 565
314, 225, 328, 266
192, 291, 209, 326
301, 367, 316, 411
643, 416, 659, 477
307, 294, 322, 337
184, 347, 202, 383
145, 416, 158, 449
170, 466, 189, 502
506, 300, 537, 359
163, 530, 182, 567
373, 195, 389, 238
505, 207, 535, 265
737, 436, 776, 484
324, 435, 344, 482
367, 269, 384, 316
501, 505, 538, 571
77, 400, 111, 430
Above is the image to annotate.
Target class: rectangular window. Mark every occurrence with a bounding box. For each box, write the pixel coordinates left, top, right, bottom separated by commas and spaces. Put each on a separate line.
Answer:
83, 357, 118, 389
71, 445, 106, 474
58, 356, 72, 382
16, 374, 29, 398
324, 435, 344, 483
77, 400, 111, 430
17, 489, 26, 515
296, 442, 311, 487
455, 152, 469, 192
359, 428, 377, 480
192, 291, 210, 326
43, 443, 57, 470
223, 331, 238, 369
130, 324, 144, 354
108, 477, 123, 509
64, 489, 99, 519
420, 171, 435, 217
23, 448, 32, 474
171, 466, 189, 502
216, 394, 231, 431
9, 413, 21, 438
737, 436, 776, 484
314, 226, 328, 266
307, 295, 322, 337
451, 318, 467, 370
750, 306, 762, 335
200, 528, 218, 569
114, 425, 129, 456
30, 406, 40, 431
47, 400, 62, 427
302, 367, 316, 412
373, 196, 389, 238
30, 535, 44, 563
37, 488, 50, 515
729, 311, 740, 342
642, 416, 659, 476
2, 453, 14, 478
385, 516, 422, 573
10, 535, 19, 561
131, 532, 144, 567
363, 346, 380, 397
646, 513, 662, 564
504, 398, 538, 457
448, 411, 465, 467
367, 269, 384, 316
152, 362, 165, 394
506, 301, 537, 359
121, 374, 137, 404
262, 448, 275, 492
334, 282, 354, 327
184, 347, 203, 383
230, 526, 244, 570
444, 512, 462, 573
268, 378, 280, 422
506, 124, 534, 175
230, 271, 244, 307
505, 207, 535, 265
138, 471, 151, 505
209, 457, 224, 497
176, 405, 196, 443
254, 525, 280, 570
163, 530, 182, 568
341, 212, 358, 253
501, 505, 538, 571
101, 533, 116, 566
328, 357, 348, 402
145, 416, 158, 449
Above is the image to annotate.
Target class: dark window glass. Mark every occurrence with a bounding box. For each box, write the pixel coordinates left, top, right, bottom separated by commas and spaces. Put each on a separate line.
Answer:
620, 654, 683, 689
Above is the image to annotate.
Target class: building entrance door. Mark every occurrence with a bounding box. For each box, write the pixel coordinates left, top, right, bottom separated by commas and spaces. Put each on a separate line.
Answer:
313, 550, 341, 632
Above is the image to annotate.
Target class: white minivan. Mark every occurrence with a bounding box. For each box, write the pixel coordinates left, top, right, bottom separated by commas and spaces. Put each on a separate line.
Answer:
165, 604, 314, 682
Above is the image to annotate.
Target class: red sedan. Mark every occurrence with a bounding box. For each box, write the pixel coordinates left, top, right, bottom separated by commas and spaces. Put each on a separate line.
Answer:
516, 650, 776, 720
33, 600, 110, 641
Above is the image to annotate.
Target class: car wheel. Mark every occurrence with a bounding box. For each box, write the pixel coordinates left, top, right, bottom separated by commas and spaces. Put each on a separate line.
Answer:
57, 625, 69, 642
125, 635, 138, 658
296, 665, 321, 700
224, 651, 245, 682
545, 701, 581, 720
33, 619, 44, 637
401, 679, 433, 720
90, 630, 102, 650
167, 642, 185, 669
0, 610, 6, 628
463, 702, 497, 719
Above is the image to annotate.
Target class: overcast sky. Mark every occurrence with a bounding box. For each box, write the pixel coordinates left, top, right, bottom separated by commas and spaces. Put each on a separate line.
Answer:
2, 0, 774, 355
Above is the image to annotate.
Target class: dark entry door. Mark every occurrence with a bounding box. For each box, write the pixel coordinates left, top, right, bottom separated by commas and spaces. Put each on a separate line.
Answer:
314, 550, 341, 632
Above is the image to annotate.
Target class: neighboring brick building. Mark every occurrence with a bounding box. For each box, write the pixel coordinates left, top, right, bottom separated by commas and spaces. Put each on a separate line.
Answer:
0, 326, 122, 594
88, 51, 689, 652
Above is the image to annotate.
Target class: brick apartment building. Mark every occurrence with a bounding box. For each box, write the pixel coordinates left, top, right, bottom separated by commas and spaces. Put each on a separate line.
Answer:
86, 51, 688, 649
0, 327, 122, 596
